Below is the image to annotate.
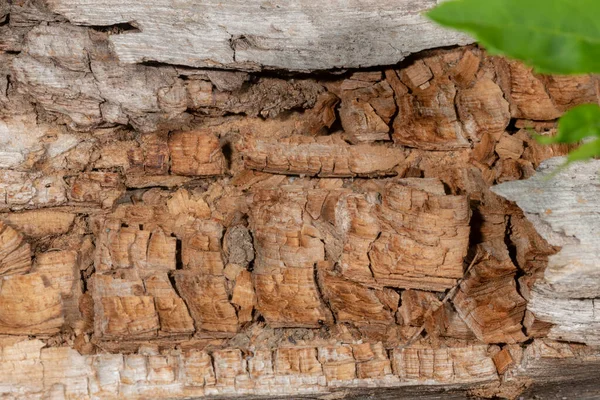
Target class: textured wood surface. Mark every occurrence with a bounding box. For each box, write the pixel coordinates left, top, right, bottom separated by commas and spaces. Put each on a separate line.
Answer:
2, 1, 600, 398
45, 0, 473, 71
493, 158, 600, 346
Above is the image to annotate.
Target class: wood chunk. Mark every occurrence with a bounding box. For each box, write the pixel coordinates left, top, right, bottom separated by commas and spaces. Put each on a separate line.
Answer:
183, 350, 216, 387
384, 69, 409, 98
456, 78, 510, 141
500, 60, 562, 120
453, 241, 527, 344
250, 187, 333, 328
167, 189, 211, 219
174, 272, 238, 333
275, 348, 322, 376
462, 167, 509, 243
247, 349, 274, 378
100, 296, 159, 339
317, 345, 356, 381
68, 171, 124, 208
318, 262, 394, 326
41, 347, 93, 399
451, 49, 480, 87
0, 273, 64, 335
370, 181, 470, 291
231, 270, 256, 324
394, 52, 468, 150
92, 253, 193, 341
169, 130, 225, 176
254, 268, 333, 328
0, 170, 67, 210
97, 225, 150, 271
339, 99, 389, 143
352, 342, 392, 379
471, 132, 498, 166
540, 75, 598, 111
517, 129, 570, 169
33, 250, 79, 298
0, 221, 31, 277
147, 355, 178, 384
339, 81, 395, 143
147, 229, 178, 270
335, 192, 381, 283
345, 72, 383, 84
1, 210, 75, 238
509, 213, 557, 278
396, 290, 441, 326
494, 158, 524, 183
378, 288, 401, 314
212, 349, 246, 386
97, 226, 176, 273
493, 348, 514, 374
144, 275, 195, 335
429, 303, 477, 340
400, 60, 433, 90
523, 310, 553, 338
186, 79, 214, 109
495, 133, 525, 160
242, 134, 405, 177
0, 339, 46, 394
137, 134, 171, 174
307, 92, 340, 134
181, 220, 224, 274
95, 134, 170, 176
392, 345, 497, 383
32, 250, 82, 331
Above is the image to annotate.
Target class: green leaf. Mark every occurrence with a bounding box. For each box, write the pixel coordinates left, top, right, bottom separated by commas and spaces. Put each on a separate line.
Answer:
427, 0, 600, 74
536, 104, 600, 145
565, 139, 600, 163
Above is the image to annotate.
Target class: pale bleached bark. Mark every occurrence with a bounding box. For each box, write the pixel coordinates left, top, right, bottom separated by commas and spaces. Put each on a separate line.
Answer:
493, 157, 600, 346
45, 0, 473, 71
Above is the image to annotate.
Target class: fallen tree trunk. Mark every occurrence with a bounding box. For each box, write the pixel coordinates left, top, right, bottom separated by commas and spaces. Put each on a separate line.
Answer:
1, 1, 599, 399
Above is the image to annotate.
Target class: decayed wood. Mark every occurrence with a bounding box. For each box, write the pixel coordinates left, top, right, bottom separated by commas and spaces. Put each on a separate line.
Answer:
44, 0, 473, 71
493, 158, 600, 346
2, 2, 600, 395
453, 241, 527, 344
392, 49, 510, 150
242, 134, 406, 177
3, 336, 599, 399
0, 336, 502, 398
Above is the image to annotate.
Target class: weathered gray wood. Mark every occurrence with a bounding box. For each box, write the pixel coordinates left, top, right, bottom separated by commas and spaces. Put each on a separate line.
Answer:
493, 157, 600, 345
45, 0, 473, 71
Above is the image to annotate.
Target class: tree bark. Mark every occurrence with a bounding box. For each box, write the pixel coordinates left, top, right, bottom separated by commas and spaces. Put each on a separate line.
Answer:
1, 1, 599, 399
